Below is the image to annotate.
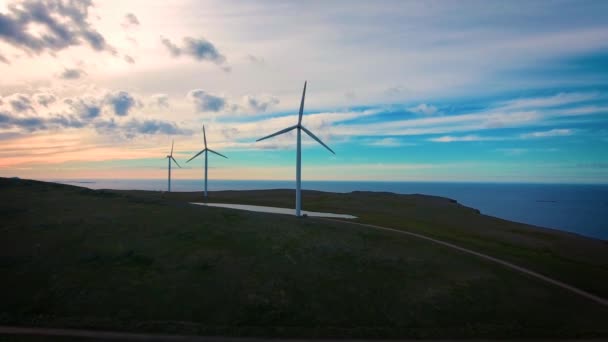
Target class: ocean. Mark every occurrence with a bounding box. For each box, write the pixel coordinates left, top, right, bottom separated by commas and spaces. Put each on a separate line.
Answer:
52, 179, 608, 241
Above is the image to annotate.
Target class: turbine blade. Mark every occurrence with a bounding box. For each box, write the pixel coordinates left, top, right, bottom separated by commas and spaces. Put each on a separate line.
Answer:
203, 125, 207, 149
298, 81, 307, 125
186, 149, 207, 163
301, 126, 335, 155
208, 149, 228, 159
171, 156, 181, 168
256, 125, 298, 142
170, 139, 174, 156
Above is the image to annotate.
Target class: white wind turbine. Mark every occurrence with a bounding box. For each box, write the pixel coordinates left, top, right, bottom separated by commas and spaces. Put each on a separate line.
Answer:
166, 140, 181, 192
186, 125, 228, 198
256, 81, 335, 217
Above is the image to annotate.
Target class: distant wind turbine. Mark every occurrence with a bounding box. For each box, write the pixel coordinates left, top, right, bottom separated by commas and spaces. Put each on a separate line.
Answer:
166, 140, 181, 192
256, 81, 335, 217
186, 125, 228, 198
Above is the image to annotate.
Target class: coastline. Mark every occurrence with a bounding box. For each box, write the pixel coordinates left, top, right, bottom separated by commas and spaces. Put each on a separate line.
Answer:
45, 178, 608, 241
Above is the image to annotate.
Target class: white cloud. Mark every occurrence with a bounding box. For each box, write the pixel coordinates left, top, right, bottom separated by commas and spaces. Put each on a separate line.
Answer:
499, 93, 600, 111
521, 129, 574, 138
551, 105, 608, 117
149, 94, 169, 108
429, 135, 503, 143
365, 137, 412, 147
332, 95, 606, 138
408, 103, 438, 115
243, 95, 279, 112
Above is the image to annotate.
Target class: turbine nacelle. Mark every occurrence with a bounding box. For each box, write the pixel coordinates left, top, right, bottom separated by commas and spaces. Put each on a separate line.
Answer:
256, 81, 335, 155
166, 140, 181, 168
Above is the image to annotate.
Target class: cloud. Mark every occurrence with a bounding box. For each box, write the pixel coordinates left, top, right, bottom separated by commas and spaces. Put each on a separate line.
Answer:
0, 53, 9, 64
8, 93, 35, 113
0, 0, 115, 59
409, 103, 438, 115
60, 68, 85, 80
161, 35, 228, 69
160, 36, 181, 57
105, 91, 136, 116
0, 110, 83, 131
67, 98, 101, 120
94, 118, 191, 138
35, 93, 56, 107
500, 93, 599, 111
81, 29, 110, 51
428, 135, 503, 143
124, 55, 135, 64
330, 93, 607, 138
149, 94, 169, 108
1, 108, 186, 138
0, 114, 44, 130
482, 111, 539, 128
183, 37, 225, 63
123, 119, 188, 136
385, 86, 407, 96
521, 128, 574, 138
0, 91, 188, 138
0, 112, 11, 124
366, 137, 410, 147
320, 93, 596, 142
121, 13, 139, 29
246, 54, 264, 64
183, 92, 281, 115
188, 89, 226, 112
92, 118, 117, 132
221, 127, 239, 139
47, 114, 85, 128
427, 129, 573, 143
243, 95, 279, 112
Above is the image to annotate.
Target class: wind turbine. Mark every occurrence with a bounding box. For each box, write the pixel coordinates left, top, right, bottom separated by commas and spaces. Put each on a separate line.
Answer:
186, 125, 228, 198
166, 140, 181, 192
256, 81, 335, 217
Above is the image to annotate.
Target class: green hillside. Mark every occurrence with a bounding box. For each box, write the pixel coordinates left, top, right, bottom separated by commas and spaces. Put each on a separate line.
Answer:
1, 178, 607, 339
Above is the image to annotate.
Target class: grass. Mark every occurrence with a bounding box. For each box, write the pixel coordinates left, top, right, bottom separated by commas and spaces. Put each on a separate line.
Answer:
156, 188, 608, 299
1, 178, 607, 339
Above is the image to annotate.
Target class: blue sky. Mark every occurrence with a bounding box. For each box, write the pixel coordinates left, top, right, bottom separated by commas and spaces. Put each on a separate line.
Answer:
0, 0, 607, 183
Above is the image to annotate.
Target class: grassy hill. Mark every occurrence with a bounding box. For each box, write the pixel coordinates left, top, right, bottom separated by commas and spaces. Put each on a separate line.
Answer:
1, 178, 607, 339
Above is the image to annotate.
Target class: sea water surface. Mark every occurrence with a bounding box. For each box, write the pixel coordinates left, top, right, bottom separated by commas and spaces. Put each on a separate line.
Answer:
52, 179, 608, 241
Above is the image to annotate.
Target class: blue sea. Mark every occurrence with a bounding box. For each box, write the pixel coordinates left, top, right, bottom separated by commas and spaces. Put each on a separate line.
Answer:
52, 179, 608, 241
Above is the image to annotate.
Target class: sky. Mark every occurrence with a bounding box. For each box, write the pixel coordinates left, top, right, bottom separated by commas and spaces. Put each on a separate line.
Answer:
0, 0, 607, 183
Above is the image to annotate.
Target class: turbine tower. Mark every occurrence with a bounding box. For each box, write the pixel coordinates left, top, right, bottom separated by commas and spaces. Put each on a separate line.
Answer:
256, 81, 335, 217
166, 140, 181, 192
186, 125, 228, 198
